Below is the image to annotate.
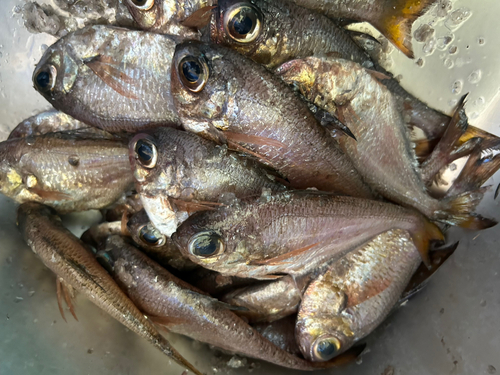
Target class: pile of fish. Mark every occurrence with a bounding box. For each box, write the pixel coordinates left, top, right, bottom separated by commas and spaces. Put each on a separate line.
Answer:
5, 0, 500, 373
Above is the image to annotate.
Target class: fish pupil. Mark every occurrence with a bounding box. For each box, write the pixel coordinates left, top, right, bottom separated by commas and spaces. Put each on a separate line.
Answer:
133, 0, 147, 5
36, 71, 51, 89
136, 140, 153, 164
232, 11, 253, 35
182, 60, 202, 83
316, 340, 337, 359
140, 226, 160, 244
194, 234, 219, 256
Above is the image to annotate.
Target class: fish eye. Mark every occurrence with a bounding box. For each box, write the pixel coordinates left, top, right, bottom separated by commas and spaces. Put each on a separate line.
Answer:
188, 231, 224, 258
33, 65, 57, 93
134, 138, 158, 169
138, 224, 166, 247
178, 55, 209, 93
128, 0, 154, 10
96, 250, 115, 273
224, 4, 262, 43
311, 336, 341, 361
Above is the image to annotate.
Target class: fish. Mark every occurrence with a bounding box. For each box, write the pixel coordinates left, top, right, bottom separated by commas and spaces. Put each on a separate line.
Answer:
8, 109, 110, 139
129, 128, 287, 236
296, 229, 421, 361
277, 56, 495, 229
0, 132, 134, 212
33, 25, 181, 133
209, 0, 372, 69
127, 209, 198, 271
124, 0, 211, 39
98, 234, 358, 370
171, 41, 373, 198
221, 275, 302, 323
17, 202, 201, 375
173, 191, 443, 279
252, 316, 302, 356
286, 0, 437, 58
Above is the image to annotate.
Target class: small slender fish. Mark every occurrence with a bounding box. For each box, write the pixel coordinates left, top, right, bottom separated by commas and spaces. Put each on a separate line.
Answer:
129, 128, 286, 236
17, 202, 202, 375
171, 41, 373, 198
221, 275, 302, 323
277, 57, 495, 229
0, 132, 133, 212
173, 191, 443, 279
296, 229, 421, 361
33, 25, 181, 133
8, 109, 108, 139
124, 0, 211, 38
209, 0, 372, 69
286, 0, 437, 58
127, 209, 198, 271
98, 235, 356, 370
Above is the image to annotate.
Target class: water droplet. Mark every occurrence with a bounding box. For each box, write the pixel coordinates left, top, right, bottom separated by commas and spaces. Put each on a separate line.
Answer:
436, 35, 453, 50
468, 69, 482, 84
68, 155, 80, 166
416, 58, 424, 67
478, 37, 486, 46
470, 112, 479, 120
423, 38, 436, 55
436, 0, 452, 17
448, 99, 458, 107
15, 296, 24, 303
449, 45, 458, 54
449, 163, 457, 171
444, 58, 454, 69
451, 80, 463, 95
414, 24, 435, 43
445, 8, 472, 30
488, 365, 497, 374
473, 97, 485, 106
480, 299, 487, 307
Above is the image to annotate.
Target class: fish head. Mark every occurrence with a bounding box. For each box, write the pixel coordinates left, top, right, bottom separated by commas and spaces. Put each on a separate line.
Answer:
211, 0, 287, 67
296, 316, 355, 362
125, 0, 201, 38
275, 58, 319, 101
127, 209, 169, 250
171, 41, 243, 141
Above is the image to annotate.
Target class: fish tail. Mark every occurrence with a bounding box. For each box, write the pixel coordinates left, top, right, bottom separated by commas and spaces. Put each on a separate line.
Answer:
155, 334, 204, 375
410, 219, 444, 268
438, 188, 497, 230
374, 0, 437, 58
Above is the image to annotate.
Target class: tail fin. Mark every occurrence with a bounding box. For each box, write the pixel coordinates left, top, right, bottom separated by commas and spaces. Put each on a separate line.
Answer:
439, 188, 497, 230
373, 0, 437, 58
447, 138, 500, 197
410, 219, 444, 268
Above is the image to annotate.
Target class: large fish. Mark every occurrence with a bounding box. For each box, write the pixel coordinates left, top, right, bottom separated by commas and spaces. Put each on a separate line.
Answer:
33, 25, 181, 133
17, 202, 201, 375
0, 132, 133, 212
296, 229, 421, 361
171, 41, 373, 198
98, 235, 358, 370
277, 57, 495, 229
287, 0, 437, 58
129, 128, 286, 236
124, 0, 212, 38
173, 191, 443, 279
209, 0, 371, 69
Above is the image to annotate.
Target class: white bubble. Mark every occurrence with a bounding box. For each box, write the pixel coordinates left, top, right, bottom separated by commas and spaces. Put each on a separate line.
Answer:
445, 8, 472, 30
444, 58, 454, 69
423, 38, 436, 55
473, 97, 485, 106
437, 35, 453, 50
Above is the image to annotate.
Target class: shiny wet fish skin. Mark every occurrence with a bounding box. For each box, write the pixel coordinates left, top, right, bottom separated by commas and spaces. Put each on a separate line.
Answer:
125, 0, 208, 38
33, 25, 181, 133
171, 41, 373, 198
277, 57, 491, 228
210, 0, 371, 69
17, 202, 202, 375
130, 128, 287, 236
173, 191, 441, 278
100, 235, 340, 371
0, 132, 133, 212
221, 275, 302, 323
296, 229, 421, 361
